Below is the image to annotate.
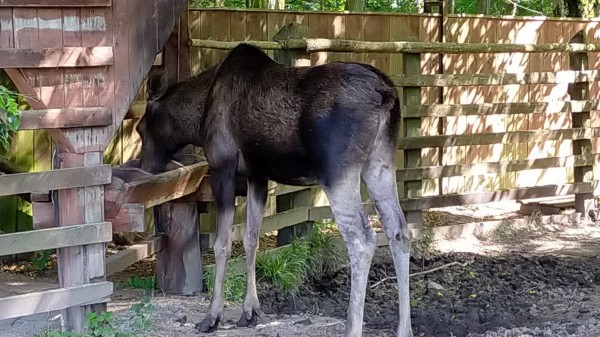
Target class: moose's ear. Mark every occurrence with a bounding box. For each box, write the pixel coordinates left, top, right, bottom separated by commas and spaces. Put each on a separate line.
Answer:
146, 67, 169, 101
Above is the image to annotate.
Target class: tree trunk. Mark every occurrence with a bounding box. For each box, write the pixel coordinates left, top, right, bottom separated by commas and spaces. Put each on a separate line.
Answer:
345, 0, 364, 11
249, 0, 284, 9
477, 0, 490, 14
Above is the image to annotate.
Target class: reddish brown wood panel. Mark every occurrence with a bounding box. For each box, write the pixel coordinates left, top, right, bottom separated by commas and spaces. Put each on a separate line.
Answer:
0, 0, 111, 7
0, 47, 114, 68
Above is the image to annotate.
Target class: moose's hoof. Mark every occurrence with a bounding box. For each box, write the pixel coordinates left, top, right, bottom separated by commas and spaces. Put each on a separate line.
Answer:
236, 309, 260, 328
195, 314, 221, 333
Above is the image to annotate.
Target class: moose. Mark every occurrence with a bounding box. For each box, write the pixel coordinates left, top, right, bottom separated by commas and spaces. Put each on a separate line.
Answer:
137, 43, 413, 337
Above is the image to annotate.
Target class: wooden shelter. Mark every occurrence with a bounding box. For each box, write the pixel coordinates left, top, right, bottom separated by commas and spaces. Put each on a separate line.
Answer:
0, 0, 191, 332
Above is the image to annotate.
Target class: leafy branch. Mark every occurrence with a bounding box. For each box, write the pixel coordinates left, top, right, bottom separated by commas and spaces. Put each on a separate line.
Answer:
0, 85, 22, 152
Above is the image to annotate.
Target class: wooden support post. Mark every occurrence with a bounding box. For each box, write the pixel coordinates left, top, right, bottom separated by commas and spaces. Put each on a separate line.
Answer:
56, 151, 108, 332
154, 202, 203, 295
401, 52, 424, 227
272, 23, 314, 246
569, 31, 595, 220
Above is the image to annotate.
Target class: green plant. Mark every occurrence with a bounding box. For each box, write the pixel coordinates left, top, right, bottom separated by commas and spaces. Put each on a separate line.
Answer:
203, 258, 246, 302
37, 298, 155, 337
256, 222, 342, 293
0, 85, 21, 152
30, 250, 53, 271
127, 296, 155, 334
122, 276, 156, 290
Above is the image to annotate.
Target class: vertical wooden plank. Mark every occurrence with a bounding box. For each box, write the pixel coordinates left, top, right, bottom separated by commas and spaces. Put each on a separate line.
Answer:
188, 10, 205, 75
0, 8, 14, 48
211, 11, 231, 65
307, 13, 329, 65
57, 153, 86, 332
343, 13, 365, 64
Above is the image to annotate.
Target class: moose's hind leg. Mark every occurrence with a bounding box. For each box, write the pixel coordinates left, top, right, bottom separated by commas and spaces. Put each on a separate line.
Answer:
320, 167, 376, 337
362, 155, 413, 337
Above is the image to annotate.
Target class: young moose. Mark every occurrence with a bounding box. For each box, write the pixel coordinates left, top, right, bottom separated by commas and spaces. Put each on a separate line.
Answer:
137, 44, 413, 337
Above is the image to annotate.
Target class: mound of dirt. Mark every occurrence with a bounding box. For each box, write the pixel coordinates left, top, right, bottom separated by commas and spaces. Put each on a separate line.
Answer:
258, 249, 600, 337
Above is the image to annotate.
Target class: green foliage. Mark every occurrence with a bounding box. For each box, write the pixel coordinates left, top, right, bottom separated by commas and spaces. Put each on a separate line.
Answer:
256, 222, 343, 293
187, 0, 597, 17
203, 257, 247, 302
121, 276, 156, 290
30, 250, 53, 271
38, 298, 154, 337
0, 85, 21, 152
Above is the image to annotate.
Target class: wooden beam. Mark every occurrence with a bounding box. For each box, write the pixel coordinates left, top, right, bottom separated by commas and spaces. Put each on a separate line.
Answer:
0, 222, 112, 256
399, 182, 594, 212
398, 127, 600, 150
108, 203, 146, 233
19, 107, 112, 130
106, 237, 164, 276
5, 69, 75, 152
0, 0, 111, 7
396, 154, 599, 180
402, 100, 600, 118
393, 70, 600, 87
190, 38, 600, 54
0, 47, 113, 68
105, 163, 209, 216
0, 282, 113, 321
0, 165, 111, 197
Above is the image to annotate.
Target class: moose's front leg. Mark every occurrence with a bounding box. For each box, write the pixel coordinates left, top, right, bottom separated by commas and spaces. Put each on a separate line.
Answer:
237, 177, 268, 328
196, 164, 237, 333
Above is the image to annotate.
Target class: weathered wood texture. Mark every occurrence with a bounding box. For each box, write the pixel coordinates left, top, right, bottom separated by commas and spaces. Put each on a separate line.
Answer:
0, 222, 111, 256
0, 282, 113, 321
155, 202, 203, 296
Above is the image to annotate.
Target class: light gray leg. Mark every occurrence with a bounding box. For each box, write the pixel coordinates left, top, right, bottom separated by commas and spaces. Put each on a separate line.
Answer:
237, 177, 268, 328
362, 160, 413, 337
197, 166, 236, 333
322, 169, 377, 337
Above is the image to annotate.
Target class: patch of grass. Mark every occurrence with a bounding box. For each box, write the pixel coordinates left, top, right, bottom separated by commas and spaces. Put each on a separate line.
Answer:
38, 298, 154, 337
203, 257, 246, 303
121, 276, 156, 290
256, 221, 343, 293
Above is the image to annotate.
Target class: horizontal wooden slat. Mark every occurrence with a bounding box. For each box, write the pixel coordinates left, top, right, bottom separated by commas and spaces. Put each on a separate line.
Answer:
397, 154, 598, 180
230, 207, 310, 241
0, 282, 113, 321
106, 237, 164, 276
399, 182, 594, 212
402, 100, 600, 118
0, 222, 112, 256
190, 38, 600, 54
0, 165, 111, 197
393, 70, 600, 87
0, 47, 113, 68
19, 107, 112, 130
0, 0, 111, 7
399, 127, 600, 150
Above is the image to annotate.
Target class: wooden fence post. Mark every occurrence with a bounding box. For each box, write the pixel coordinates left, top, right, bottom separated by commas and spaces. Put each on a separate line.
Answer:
57, 151, 108, 332
272, 23, 314, 246
155, 201, 203, 295
569, 30, 595, 220
401, 51, 424, 227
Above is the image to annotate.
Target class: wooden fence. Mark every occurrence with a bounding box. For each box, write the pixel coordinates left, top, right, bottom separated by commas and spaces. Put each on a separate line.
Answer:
186, 9, 599, 240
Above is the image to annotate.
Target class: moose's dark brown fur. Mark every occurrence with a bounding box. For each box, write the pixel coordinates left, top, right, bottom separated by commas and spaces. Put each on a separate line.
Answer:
137, 44, 413, 337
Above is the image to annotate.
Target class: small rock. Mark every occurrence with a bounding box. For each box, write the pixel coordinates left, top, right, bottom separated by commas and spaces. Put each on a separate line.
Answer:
294, 318, 313, 326
175, 315, 187, 324
334, 322, 346, 333
427, 281, 445, 291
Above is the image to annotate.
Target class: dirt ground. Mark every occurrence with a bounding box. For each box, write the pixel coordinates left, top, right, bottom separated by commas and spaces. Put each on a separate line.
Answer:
2, 203, 600, 337
105, 209, 600, 337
